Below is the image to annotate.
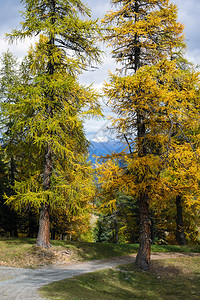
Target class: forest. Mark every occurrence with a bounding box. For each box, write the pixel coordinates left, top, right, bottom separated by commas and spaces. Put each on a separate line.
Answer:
0, 0, 200, 272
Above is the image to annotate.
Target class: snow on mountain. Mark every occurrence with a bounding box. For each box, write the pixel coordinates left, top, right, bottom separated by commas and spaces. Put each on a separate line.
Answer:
88, 138, 125, 163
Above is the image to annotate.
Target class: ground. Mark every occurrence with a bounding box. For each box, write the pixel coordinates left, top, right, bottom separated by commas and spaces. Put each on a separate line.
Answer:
0, 252, 199, 299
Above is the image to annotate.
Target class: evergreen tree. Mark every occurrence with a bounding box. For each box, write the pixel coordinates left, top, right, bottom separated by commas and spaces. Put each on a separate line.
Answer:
2, 0, 101, 247
0, 51, 20, 237
102, 0, 200, 270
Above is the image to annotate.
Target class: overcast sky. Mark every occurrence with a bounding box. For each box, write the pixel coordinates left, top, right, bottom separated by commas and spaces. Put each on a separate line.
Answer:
0, 0, 199, 140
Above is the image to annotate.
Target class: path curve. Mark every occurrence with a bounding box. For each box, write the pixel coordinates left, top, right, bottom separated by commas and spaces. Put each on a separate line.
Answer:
0, 252, 199, 299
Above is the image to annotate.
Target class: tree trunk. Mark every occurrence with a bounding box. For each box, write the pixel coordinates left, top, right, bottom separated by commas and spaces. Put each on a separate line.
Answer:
51, 229, 56, 240
27, 206, 38, 238
36, 203, 51, 247
36, 144, 52, 247
35, 0, 56, 248
176, 195, 187, 245
133, 0, 151, 269
114, 216, 119, 244
10, 156, 15, 187
134, 107, 151, 270
135, 193, 151, 270
135, 99, 151, 270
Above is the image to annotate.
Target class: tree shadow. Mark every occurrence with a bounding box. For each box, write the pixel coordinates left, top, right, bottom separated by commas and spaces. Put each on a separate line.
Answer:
1, 237, 35, 245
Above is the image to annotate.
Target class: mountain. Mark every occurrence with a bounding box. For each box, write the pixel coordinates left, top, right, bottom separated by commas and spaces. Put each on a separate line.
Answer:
88, 138, 125, 163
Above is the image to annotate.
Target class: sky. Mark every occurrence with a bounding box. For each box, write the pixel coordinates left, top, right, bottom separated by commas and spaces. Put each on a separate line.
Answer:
0, 0, 199, 140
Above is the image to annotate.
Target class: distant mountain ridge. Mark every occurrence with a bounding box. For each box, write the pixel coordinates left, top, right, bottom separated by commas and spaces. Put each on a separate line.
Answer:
88, 139, 125, 163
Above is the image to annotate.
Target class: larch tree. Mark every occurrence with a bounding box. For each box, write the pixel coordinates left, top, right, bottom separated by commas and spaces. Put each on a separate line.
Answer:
150, 144, 200, 245
2, 0, 101, 247
161, 141, 200, 245
102, 0, 200, 270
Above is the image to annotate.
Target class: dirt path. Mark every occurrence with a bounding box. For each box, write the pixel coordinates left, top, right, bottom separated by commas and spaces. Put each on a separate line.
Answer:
0, 252, 199, 299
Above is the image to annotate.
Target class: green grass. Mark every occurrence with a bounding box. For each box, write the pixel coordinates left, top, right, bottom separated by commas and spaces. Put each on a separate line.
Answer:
0, 237, 200, 268
0, 238, 35, 267
50, 240, 200, 260
151, 244, 200, 254
40, 257, 200, 300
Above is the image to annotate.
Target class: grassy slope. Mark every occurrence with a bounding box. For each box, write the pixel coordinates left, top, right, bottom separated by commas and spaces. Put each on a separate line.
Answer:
40, 256, 200, 300
0, 238, 200, 268
51, 241, 200, 260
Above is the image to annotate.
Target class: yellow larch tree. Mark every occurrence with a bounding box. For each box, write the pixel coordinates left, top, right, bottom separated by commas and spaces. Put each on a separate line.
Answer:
101, 0, 200, 270
1, 0, 102, 248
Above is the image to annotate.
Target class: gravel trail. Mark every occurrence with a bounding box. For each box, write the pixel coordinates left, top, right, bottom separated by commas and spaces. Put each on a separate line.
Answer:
0, 253, 198, 299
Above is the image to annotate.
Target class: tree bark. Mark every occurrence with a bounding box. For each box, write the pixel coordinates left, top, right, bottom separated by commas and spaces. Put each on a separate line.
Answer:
134, 0, 151, 270
51, 229, 56, 240
114, 212, 119, 243
135, 193, 151, 270
135, 90, 151, 270
36, 203, 51, 247
176, 195, 187, 245
36, 144, 52, 247
9, 157, 18, 237
36, 0, 55, 248
10, 156, 15, 187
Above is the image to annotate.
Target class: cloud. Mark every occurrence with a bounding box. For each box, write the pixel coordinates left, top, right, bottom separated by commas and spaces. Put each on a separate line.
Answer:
86, 0, 111, 18
0, 1, 22, 32
79, 52, 115, 89
175, 0, 200, 64
91, 136, 109, 143
84, 118, 111, 140
0, 35, 38, 65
